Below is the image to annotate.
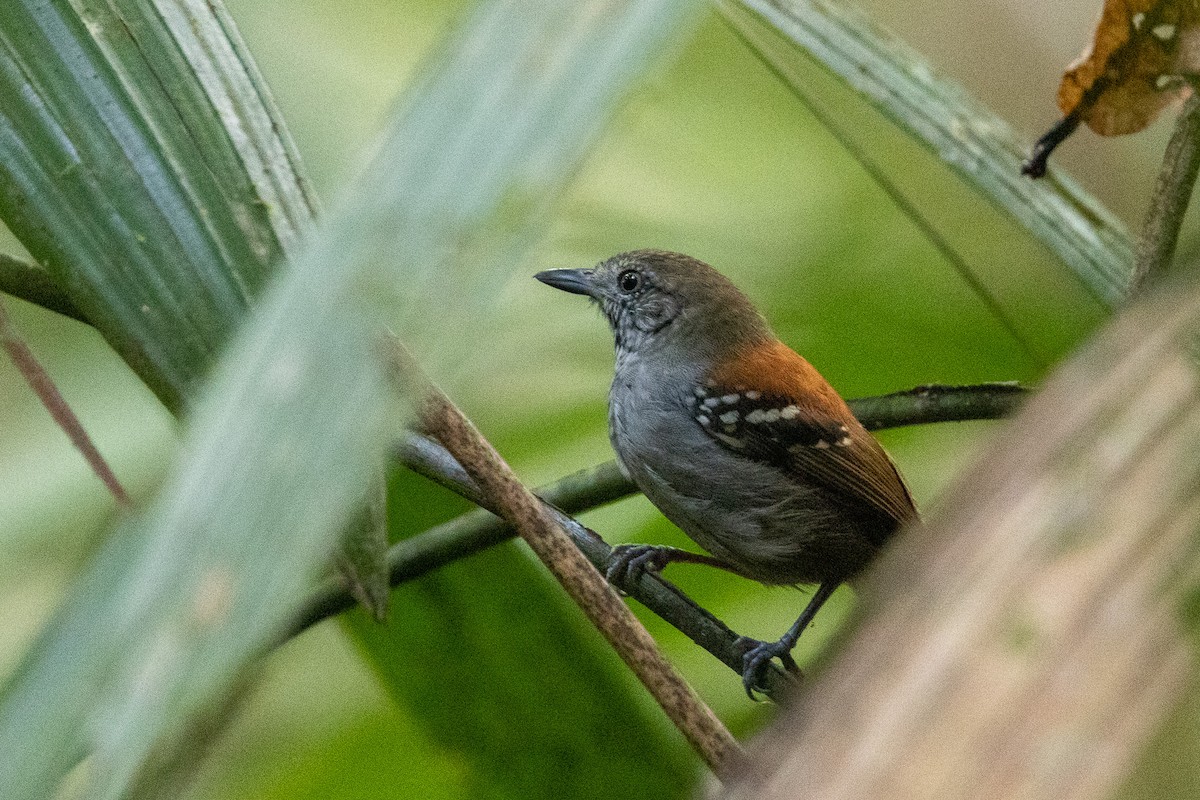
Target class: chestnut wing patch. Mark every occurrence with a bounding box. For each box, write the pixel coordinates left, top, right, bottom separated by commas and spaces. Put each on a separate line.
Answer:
691, 384, 915, 528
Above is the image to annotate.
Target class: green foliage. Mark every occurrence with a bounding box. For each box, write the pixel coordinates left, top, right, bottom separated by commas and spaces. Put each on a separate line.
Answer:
719, 0, 1133, 306
0, 0, 700, 797
0, 0, 1180, 798
345, 469, 694, 800
0, 0, 315, 410
349, 555, 693, 799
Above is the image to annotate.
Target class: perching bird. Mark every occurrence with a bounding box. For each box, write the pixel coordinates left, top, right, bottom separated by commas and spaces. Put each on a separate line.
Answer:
535, 250, 916, 695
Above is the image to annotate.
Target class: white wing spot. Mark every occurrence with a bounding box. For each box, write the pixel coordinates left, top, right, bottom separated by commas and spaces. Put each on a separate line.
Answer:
746, 409, 766, 424
694, 386, 708, 398
702, 397, 720, 409
780, 405, 800, 420
1133, 12, 1146, 28
1153, 22, 1177, 40
719, 410, 739, 424
720, 393, 740, 404
696, 414, 711, 426
745, 390, 761, 400
762, 408, 780, 423
813, 440, 830, 449
837, 436, 852, 447
839, 424, 849, 434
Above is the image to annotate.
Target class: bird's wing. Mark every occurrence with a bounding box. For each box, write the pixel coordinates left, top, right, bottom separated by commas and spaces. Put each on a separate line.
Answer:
693, 339, 915, 531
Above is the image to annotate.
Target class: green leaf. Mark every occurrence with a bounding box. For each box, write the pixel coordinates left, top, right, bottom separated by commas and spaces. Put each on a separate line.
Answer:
0, 1, 700, 797
0, 0, 317, 409
0, 254, 83, 322
718, 0, 1134, 307
350, 558, 695, 800
343, 470, 691, 800
347, 473, 693, 800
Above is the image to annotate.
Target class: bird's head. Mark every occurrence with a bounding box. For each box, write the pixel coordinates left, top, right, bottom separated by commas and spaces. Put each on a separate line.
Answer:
535, 249, 772, 360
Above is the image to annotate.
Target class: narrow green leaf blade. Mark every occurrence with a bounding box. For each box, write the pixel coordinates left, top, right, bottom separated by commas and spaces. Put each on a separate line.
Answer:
347, 473, 695, 799
0, 0, 316, 408
719, 0, 1134, 306
0, 1, 699, 797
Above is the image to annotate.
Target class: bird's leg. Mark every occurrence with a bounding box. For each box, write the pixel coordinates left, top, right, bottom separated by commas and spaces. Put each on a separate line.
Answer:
737, 580, 840, 699
605, 545, 739, 590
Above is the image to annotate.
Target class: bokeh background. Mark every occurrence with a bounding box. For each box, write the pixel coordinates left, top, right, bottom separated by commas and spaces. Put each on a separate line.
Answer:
1, 1, 1197, 797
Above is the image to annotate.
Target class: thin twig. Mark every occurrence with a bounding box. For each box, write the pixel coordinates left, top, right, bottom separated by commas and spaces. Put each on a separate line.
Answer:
0, 297, 130, 507
1131, 93, 1200, 295
291, 382, 1028, 701
292, 460, 631, 627
295, 433, 795, 697
6, 258, 1025, 704
383, 343, 746, 779
851, 382, 1027, 430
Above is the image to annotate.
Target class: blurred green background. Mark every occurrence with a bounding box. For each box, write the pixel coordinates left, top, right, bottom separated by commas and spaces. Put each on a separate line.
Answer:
0, 0, 1196, 797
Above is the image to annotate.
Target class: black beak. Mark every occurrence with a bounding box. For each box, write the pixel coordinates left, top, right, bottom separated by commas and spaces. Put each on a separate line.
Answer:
534, 268, 594, 297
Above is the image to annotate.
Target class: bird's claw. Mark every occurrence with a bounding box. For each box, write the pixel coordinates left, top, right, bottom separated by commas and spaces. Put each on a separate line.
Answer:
605, 544, 668, 590
735, 636, 800, 700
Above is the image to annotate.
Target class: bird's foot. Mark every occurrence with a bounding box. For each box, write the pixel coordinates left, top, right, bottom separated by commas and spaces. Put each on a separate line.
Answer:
605, 544, 673, 591
735, 636, 800, 700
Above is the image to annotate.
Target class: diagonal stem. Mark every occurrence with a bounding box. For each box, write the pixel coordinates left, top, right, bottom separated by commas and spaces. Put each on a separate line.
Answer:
1130, 92, 1200, 295
385, 342, 746, 779
0, 297, 129, 507
291, 381, 1028, 702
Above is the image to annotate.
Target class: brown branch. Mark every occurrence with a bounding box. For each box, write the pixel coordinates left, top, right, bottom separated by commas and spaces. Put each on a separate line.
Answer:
0, 297, 129, 507
717, 275, 1200, 799
382, 342, 746, 779
292, 435, 798, 702
291, 381, 1028, 701
1131, 92, 1200, 295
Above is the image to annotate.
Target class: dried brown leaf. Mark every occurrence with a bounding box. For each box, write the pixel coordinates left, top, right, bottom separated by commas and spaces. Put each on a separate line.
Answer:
1061, 0, 1200, 136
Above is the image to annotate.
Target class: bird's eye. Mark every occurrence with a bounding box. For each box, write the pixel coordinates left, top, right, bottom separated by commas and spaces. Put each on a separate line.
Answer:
618, 270, 641, 293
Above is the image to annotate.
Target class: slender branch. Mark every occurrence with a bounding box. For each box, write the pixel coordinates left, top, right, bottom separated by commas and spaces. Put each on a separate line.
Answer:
0, 297, 129, 507
385, 345, 745, 779
1131, 93, 1200, 295
0, 255, 1036, 425
6, 250, 1028, 705
292, 382, 1028, 700
294, 460, 629, 621
851, 382, 1027, 430
295, 432, 796, 698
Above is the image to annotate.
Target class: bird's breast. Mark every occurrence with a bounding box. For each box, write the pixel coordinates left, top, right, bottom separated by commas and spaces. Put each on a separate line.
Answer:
606, 358, 881, 585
